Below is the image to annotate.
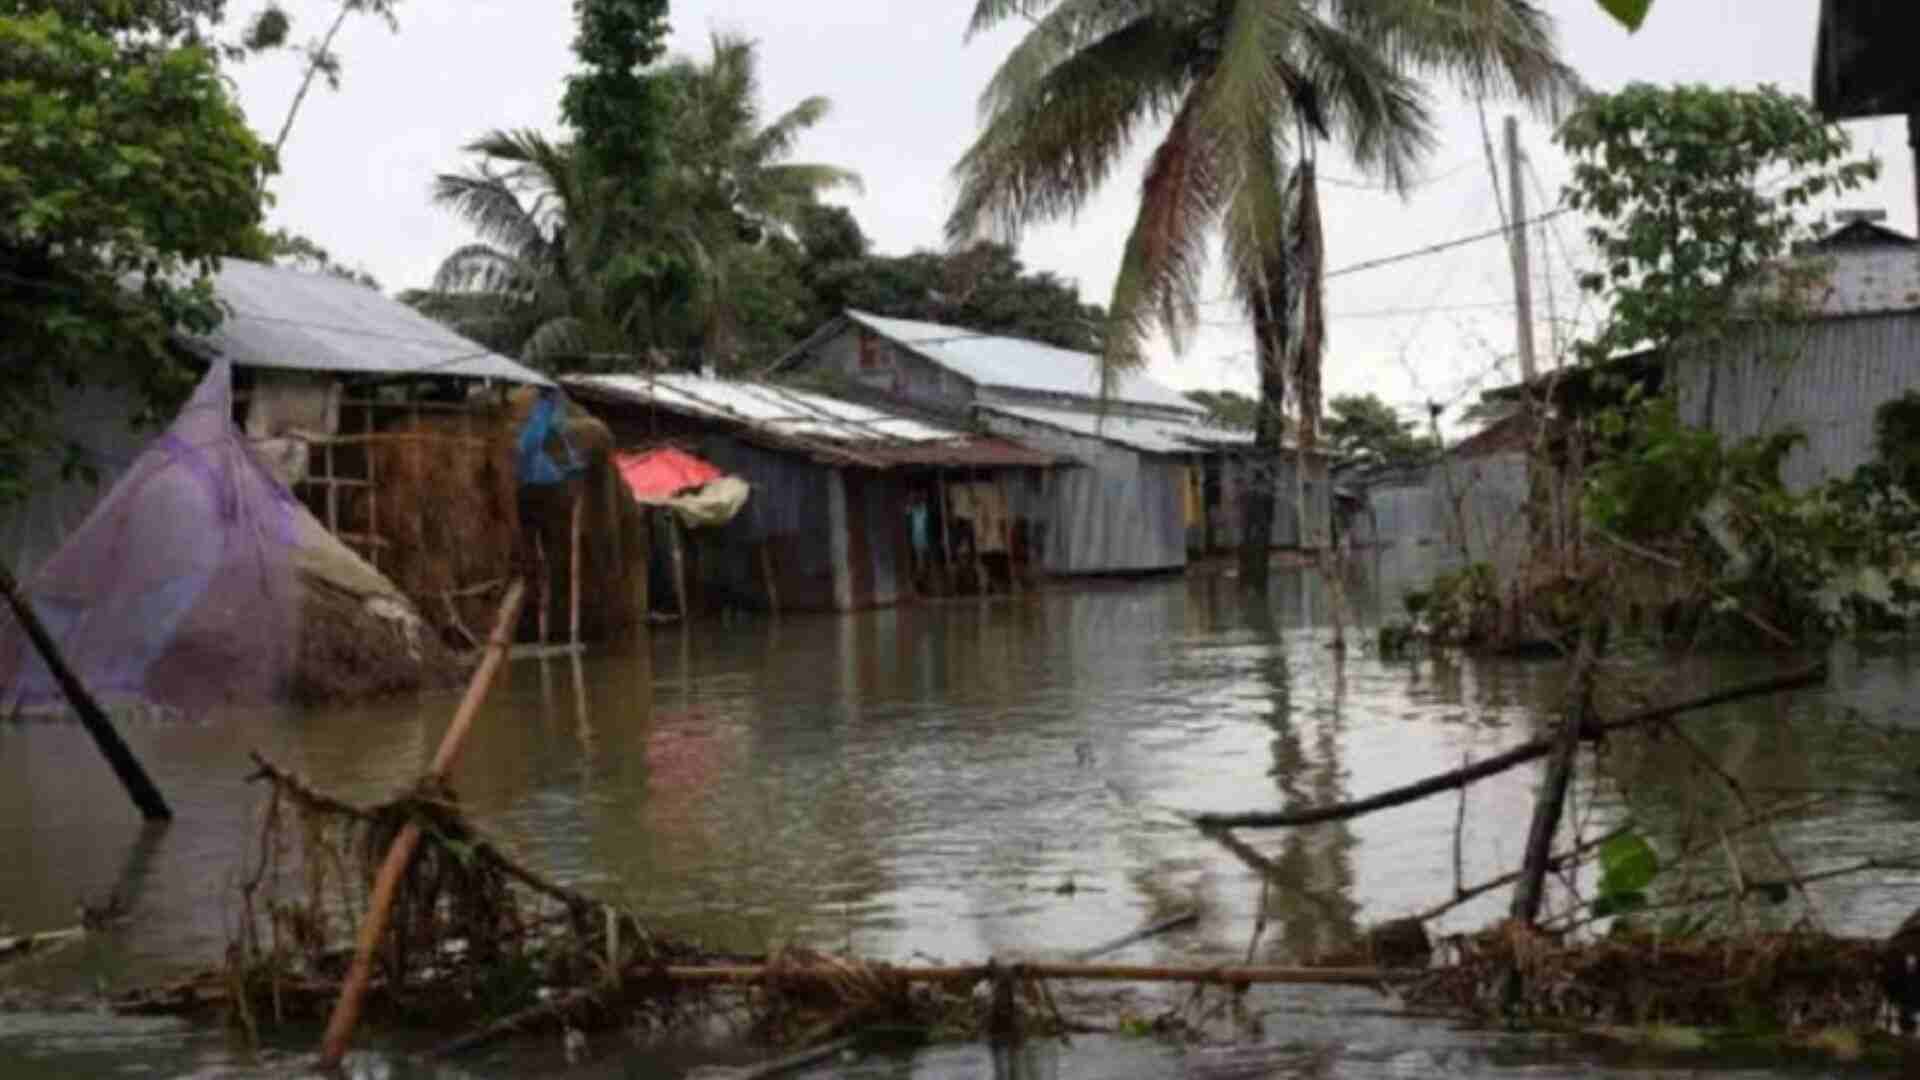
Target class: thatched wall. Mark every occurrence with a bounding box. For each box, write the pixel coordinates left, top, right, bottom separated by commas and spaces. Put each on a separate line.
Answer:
353, 398, 645, 649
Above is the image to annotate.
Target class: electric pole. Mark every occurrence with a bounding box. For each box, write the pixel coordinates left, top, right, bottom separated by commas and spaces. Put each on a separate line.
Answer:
1506, 115, 1538, 384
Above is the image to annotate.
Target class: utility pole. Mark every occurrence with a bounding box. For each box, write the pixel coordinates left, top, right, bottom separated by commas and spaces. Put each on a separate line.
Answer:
1505, 115, 1538, 385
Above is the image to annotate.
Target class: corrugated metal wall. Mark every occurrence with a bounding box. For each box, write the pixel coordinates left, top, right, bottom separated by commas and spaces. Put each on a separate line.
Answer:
978, 412, 1187, 573
0, 383, 150, 580
1672, 314, 1920, 490
1356, 451, 1531, 579
677, 436, 914, 613
1212, 454, 1330, 550
687, 436, 840, 611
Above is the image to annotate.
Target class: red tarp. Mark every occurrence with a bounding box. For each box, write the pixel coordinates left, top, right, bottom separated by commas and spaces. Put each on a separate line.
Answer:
614, 448, 725, 502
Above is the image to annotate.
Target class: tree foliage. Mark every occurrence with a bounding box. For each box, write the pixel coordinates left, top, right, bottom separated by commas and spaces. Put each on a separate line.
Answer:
0, 3, 271, 502
1560, 83, 1876, 367
419, 33, 858, 373
1325, 393, 1437, 467
1563, 85, 1898, 642
561, 0, 669, 180
1184, 389, 1261, 432
805, 236, 1105, 354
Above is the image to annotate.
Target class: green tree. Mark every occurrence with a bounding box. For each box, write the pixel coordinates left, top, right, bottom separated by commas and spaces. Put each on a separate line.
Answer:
949, 0, 1572, 591
418, 34, 859, 374
805, 239, 1105, 353
1564, 85, 1880, 639
1561, 84, 1874, 370
653, 33, 861, 367
1185, 389, 1261, 432
0, 4, 272, 503
1325, 393, 1437, 467
562, 0, 670, 180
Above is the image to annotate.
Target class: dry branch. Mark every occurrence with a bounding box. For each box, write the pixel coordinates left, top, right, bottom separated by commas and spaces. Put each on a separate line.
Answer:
1192, 664, 1827, 830
1069, 910, 1199, 961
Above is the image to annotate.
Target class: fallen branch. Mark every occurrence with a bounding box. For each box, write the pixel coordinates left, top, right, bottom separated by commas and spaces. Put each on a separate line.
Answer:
1192, 664, 1827, 830
725, 1036, 859, 1080
1069, 910, 1198, 962
0, 926, 83, 964
427, 985, 607, 1059
1410, 825, 1630, 925
656, 961, 1417, 988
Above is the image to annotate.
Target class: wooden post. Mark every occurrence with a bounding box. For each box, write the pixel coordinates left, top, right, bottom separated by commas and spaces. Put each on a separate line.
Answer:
569, 488, 583, 649
535, 534, 551, 648
364, 404, 379, 572
0, 564, 171, 822
323, 438, 339, 536
936, 469, 954, 590
1510, 627, 1598, 925
317, 579, 527, 1069
760, 542, 780, 616
668, 516, 688, 619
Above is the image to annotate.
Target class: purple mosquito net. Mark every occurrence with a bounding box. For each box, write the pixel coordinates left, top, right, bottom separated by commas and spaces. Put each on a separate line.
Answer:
0, 361, 301, 717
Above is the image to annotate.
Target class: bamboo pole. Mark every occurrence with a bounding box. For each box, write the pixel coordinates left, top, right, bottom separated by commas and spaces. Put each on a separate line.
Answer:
316, 578, 527, 1069
0, 563, 171, 822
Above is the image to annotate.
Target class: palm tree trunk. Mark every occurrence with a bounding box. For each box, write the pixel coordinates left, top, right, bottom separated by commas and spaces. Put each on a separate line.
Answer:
1240, 259, 1290, 594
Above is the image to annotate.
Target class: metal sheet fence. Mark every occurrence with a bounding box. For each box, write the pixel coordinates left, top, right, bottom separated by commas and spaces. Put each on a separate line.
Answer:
1672, 314, 1920, 490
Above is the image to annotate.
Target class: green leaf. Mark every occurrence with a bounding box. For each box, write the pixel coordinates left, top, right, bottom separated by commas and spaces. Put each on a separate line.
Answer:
1591, 890, 1648, 918
1598, 832, 1659, 894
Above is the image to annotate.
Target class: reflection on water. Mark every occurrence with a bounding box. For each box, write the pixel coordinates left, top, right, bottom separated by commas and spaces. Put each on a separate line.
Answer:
3, 563, 1920, 1076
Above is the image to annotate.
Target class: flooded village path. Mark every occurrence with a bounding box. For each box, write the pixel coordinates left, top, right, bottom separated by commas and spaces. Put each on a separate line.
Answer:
4, 568, 1920, 1077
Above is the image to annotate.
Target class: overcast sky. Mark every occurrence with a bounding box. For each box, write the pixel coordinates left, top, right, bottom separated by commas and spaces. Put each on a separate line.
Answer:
226, 1, 1918, 425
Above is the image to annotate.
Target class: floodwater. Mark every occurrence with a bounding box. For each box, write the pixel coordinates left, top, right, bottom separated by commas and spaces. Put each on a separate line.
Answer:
4, 562, 1920, 1078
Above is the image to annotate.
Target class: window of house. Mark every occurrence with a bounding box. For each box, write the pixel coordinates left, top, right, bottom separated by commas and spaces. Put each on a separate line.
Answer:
858, 332, 888, 371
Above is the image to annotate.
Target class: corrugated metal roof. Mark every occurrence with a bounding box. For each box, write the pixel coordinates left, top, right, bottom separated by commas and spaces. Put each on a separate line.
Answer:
191, 260, 553, 386
565, 373, 1058, 468
843, 310, 1199, 412
979, 402, 1260, 455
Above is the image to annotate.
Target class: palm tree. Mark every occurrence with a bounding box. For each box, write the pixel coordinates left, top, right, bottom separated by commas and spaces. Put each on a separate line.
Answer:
949, 0, 1575, 592
418, 35, 859, 372
417, 129, 655, 369
654, 33, 861, 366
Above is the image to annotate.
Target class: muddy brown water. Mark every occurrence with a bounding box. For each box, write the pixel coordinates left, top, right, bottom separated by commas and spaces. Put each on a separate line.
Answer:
3, 563, 1920, 1077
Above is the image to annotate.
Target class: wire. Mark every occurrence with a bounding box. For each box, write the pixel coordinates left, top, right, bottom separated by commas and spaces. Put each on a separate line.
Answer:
1326, 207, 1571, 281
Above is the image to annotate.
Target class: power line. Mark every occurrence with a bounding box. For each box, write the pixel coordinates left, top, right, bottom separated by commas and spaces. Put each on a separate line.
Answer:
1326, 207, 1572, 280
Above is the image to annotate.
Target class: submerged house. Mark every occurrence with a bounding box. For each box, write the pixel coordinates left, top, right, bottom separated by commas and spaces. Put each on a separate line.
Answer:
564, 372, 1058, 613
2, 260, 648, 663
776, 310, 1330, 574
1346, 411, 1537, 580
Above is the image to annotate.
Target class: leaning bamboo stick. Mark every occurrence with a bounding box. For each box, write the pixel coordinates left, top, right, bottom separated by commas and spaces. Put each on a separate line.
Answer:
316, 578, 527, 1069
0, 563, 171, 821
